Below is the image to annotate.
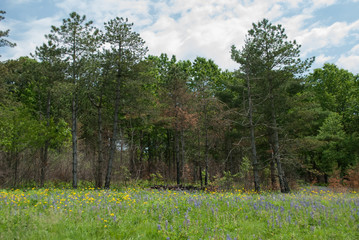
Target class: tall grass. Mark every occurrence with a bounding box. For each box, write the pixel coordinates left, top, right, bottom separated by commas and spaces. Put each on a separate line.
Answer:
1, 187, 358, 239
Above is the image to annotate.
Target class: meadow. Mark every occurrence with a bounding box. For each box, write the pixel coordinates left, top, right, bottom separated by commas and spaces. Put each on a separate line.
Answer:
0, 186, 358, 239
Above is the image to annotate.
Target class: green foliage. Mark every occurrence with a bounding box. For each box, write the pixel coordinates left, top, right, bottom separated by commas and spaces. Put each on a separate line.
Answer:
307, 63, 359, 132
0, 104, 41, 152
150, 172, 164, 185
239, 156, 252, 177
0, 103, 70, 153
292, 64, 359, 179
2, 14, 359, 190
104, 17, 148, 66
316, 113, 358, 174
0, 57, 71, 151
232, 18, 314, 76
317, 113, 345, 142
213, 156, 252, 190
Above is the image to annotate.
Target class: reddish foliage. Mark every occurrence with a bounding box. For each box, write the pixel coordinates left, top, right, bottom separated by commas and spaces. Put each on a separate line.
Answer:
329, 163, 359, 191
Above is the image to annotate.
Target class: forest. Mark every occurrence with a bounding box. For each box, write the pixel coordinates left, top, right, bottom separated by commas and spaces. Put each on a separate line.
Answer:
1, 11, 359, 192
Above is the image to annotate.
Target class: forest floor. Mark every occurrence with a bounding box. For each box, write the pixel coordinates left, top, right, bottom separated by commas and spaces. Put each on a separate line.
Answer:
0, 186, 358, 239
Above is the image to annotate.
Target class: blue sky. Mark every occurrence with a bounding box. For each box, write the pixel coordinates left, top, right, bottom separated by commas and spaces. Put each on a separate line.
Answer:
1, 0, 359, 73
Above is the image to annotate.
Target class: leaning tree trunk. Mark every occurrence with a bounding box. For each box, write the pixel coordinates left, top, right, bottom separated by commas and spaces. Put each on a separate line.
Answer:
269, 83, 290, 193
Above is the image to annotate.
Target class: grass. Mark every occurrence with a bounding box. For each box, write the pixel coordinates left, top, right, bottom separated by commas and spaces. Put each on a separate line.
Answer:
0, 187, 358, 239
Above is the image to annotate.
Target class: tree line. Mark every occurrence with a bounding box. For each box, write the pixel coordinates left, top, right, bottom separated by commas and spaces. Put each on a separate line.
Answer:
1, 11, 359, 192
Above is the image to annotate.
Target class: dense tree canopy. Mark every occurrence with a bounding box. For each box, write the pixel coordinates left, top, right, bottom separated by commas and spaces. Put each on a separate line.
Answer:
1, 13, 358, 191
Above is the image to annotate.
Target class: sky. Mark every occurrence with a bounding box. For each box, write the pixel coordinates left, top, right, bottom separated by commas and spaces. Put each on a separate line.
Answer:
1, 0, 359, 73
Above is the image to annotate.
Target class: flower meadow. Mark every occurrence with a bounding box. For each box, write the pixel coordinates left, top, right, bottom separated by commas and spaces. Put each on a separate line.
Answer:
0, 187, 358, 239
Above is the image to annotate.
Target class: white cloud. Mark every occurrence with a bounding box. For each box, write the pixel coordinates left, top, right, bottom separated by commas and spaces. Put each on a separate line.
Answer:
135, 0, 349, 69
349, 44, 359, 54
280, 14, 313, 38
54, 0, 153, 27
2, 0, 359, 73
47, 0, 300, 69
1, 16, 61, 60
315, 54, 334, 65
311, 0, 337, 10
336, 44, 359, 74
337, 55, 359, 74
137, 0, 293, 69
295, 20, 358, 57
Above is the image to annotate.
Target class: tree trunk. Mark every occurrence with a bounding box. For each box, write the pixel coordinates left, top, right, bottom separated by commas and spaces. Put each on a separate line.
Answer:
119, 129, 123, 166
172, 132, 176, 181
120, 128, 124, 173
148, 134, 152, 176
129, 129, 136, 177
166, 130, 171, 179
40, 91, 51, 188
270, 156, 276, 190
104, 74, 120, 189
105, 41, 122, 189
246, 74, 261, 192
269, 83, 290, 193
95, 102, 103, 189
199, 165, 203, 188
40, 144, 48, 188
204, 104, 209, 186
197, 130, 201, 185
181, 128, 185, 182
175, 130, 180, 185
12, 152, 18, 188
139, 131, 144, 179
72, 93, 78, 189
71, 37, 79, 189
324, 173, 328, 184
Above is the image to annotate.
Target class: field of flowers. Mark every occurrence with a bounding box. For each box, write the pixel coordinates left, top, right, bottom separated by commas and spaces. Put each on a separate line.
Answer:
0, 187, 358, 239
